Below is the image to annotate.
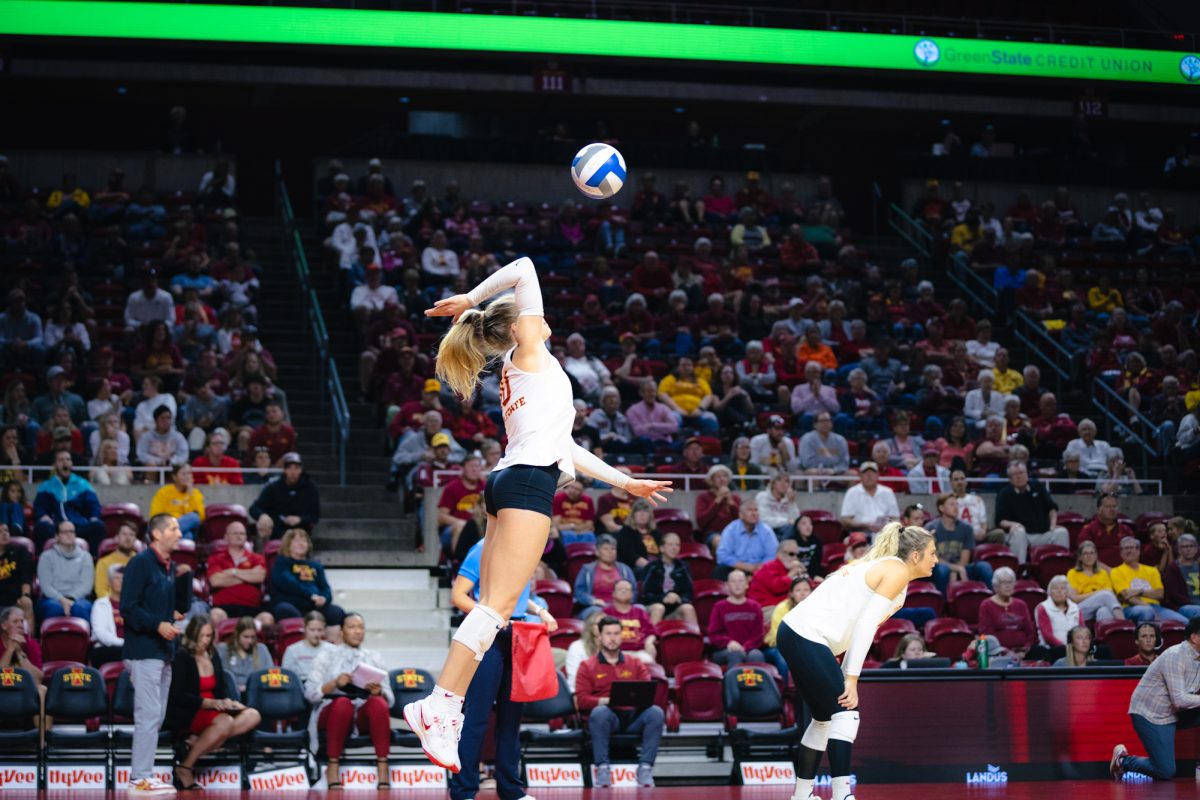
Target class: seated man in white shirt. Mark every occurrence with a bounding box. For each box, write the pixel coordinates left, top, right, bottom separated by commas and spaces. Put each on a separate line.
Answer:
1064, 418, 1114, 477
963, 370, 1009, 428
349, 264, 399, 329
838, 461, 900, 536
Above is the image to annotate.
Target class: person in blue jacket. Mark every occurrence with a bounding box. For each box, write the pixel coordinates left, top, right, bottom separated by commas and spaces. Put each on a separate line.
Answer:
32, 450, 104, 550
269, 527, 346, 637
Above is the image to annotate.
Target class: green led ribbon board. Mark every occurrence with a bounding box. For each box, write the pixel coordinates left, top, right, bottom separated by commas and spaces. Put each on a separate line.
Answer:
2, 0, 1199, 86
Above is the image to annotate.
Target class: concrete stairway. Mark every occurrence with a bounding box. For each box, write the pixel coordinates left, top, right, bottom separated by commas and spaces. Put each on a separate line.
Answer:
328, 569, 450, 674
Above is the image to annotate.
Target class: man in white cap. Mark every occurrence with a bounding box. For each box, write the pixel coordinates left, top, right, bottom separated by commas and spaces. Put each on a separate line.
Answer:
839, 462, 899, 534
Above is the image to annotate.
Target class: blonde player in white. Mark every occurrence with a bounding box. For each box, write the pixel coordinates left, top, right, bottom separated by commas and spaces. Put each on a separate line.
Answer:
403, 257, 672, 771
778, 522, 937, 800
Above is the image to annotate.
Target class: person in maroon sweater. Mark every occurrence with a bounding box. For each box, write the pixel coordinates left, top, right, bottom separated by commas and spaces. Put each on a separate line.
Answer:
1078, 493, 1134, 570
603, 579, 657, 663
747, 540, 805, 610
695, 465, 740, 549
575, 616, 663, 788
630, 251, 673, 308
708, 569, 765, 667
978, 567, 1038, 657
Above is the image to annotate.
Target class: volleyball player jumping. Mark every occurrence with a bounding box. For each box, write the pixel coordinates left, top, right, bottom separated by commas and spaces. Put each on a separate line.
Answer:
403, 257, 673, 771
777, 522, 938, 800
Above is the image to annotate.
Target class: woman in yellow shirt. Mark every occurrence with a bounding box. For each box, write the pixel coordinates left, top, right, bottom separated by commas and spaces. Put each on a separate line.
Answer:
761, 576, 812, 680
149, 463, 207, 540
1065, 541, 1123, 622
657, 356, 719, 432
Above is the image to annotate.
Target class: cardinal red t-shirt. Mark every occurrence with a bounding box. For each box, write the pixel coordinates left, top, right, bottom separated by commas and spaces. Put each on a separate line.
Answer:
438, 478, 483, 521
207, 548, 267, 608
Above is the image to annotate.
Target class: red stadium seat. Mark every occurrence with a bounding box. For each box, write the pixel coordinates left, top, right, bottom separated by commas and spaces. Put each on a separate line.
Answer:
656, 620, 705, 675
821, 543, 847, 573
654, 508, 691, 523
1134, 512, 1168, 535
1058, 512, 1086, 549
535, 579, 573, 620
273, 618, 307, 662
924, 618, 974, 660
691, 579, 728, 632
1029, 545, 1074, 587
871, 618, 916, 661
1013, 579, 1047, 610
645, 662, 670, 712
40, 617, 91, 663
549, 618, 585, 650
1159, 619, 1186, 649
9, 536, 35, 559
678, 542, 714, 580
656, 519, 696, 543
99, 660, 125, 716
903, 581, 944, 616
263, 539, 283, 576
811, 520, 844, 546
100, 503, 144, 539
173, 538, 199, 574
201, 504, 250, 543
973, 543, 1018, 574
217, 618, 240, 643
564, 542, 596, 585
669, 661, 724, 730
1095, 619, 1136, 659
947, 581, 992, 626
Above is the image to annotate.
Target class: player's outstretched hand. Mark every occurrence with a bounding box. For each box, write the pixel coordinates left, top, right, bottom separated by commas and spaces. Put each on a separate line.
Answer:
426, 294, 474, 323
624, 478, 674, 506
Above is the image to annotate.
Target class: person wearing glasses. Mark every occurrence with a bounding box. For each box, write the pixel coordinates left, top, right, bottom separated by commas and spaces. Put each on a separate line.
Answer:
748, 540, 807, 611
1162, 534, 1200, 621
1111, 536, 1189, 624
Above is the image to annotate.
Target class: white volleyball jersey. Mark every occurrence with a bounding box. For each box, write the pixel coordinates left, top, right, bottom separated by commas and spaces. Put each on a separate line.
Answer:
493, 347, 576, 485
782, 556, 907, 656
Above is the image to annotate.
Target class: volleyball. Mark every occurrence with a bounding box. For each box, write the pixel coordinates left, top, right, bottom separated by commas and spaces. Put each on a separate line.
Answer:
570, 142, 627, 199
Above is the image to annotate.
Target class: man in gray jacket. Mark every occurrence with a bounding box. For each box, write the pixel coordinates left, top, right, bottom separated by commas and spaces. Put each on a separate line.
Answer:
36, 520, 94, 622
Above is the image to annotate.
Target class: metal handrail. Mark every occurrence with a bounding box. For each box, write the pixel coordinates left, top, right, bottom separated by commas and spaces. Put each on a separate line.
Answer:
1011, 310, 1072, 388
276, 161, 350, 485
9, 465, 282, 485
1091, 377, 1163, 476
885, 203, 933, 260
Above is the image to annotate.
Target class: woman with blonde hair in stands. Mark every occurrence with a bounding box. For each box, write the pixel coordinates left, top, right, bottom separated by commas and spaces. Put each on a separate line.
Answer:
1053, 625, 1096, 667
1066, 540, 1124, 622
91, 439, 133, 486
563, 613, 604, 691
776, 522, 937, 800
403, 257, 673, 773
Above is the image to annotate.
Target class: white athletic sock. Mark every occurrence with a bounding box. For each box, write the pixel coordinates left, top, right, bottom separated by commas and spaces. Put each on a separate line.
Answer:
791, 777, 814, 800
831, 776, 852, 800
430, 684, 464, 714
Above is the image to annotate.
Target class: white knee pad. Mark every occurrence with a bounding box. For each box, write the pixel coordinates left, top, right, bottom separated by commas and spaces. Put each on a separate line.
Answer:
828, 710, 860, 744
800, 719, 830, 751
452, 605, 504, 661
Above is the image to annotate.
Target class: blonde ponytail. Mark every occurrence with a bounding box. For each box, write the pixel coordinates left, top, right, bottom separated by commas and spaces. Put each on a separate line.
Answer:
856, 521, 934, 565
435, 297, 519, 400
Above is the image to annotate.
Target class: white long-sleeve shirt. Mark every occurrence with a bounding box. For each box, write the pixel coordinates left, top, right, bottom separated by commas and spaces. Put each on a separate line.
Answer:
964, 388, 1008, 423
124, 289, 174, 330
91, 595, 124, 647
421, 246, 461, 278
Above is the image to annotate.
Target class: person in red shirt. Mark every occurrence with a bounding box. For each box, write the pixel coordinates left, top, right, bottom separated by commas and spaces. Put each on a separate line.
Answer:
616, 294, 658, 346
779, 224, 821, 272
436, 455, 484, 554
748, 541, 805, 609
192, 429, 243, 485
701, 175, 737, 222
603, 579, 657, 663
1078, 493, 1134, 570
978, 567, 1038, 656
630, 251, 673, 308
1123, 622, 1160, 666
941, 298, 977, 343
596, 475, 634, 534
695, 465, 741, 547
0, 603, 43, 681
204, 521, 274, 627
245, 400, 297, 468
552, 480, 596, 545
708, 569, 765, 667
575, 616, 664, 788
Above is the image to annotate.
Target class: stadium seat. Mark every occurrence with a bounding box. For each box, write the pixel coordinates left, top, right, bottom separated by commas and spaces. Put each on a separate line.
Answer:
811, 519, 844, 546
246, 667, 309, 757
645, 661, 670, 712
549, 617, 585, 650
656, 620, 705, 675
202, 503, 251, 543
273, 617, 307, 662
44, 665, 109, 763
519, 672, 585, 760
1013, 579, 1047, 609
1159, 619, 1186, 649
723, 662, 787, 731
924, 618, 974, 660
903, 581, 944, 616
1095, 619, 1136, 659
40, 616, 91, 664
173, 538, 199, 573
535, 578, 574, 619
668, 661, 724, 731
872, 618, 916, 661
1029, 545, 1074, 586
691, 579, 729, 631
101, 502, 144, 539
1058, 512, 1086, 548
391, 667, 435, 748
0, 665, 42, 762
678, 541, 714, 579
217, 617, 240, 643
657, 518, 696, 543
97, 536, 144, 558
973, 543, 1018, 574
1134, 512, 1168, 535
947, 581, 992, 626
821, 542, 847, 573
263, 538, 283, 575
565, 542, 596, 585
8, 536, 35, 558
